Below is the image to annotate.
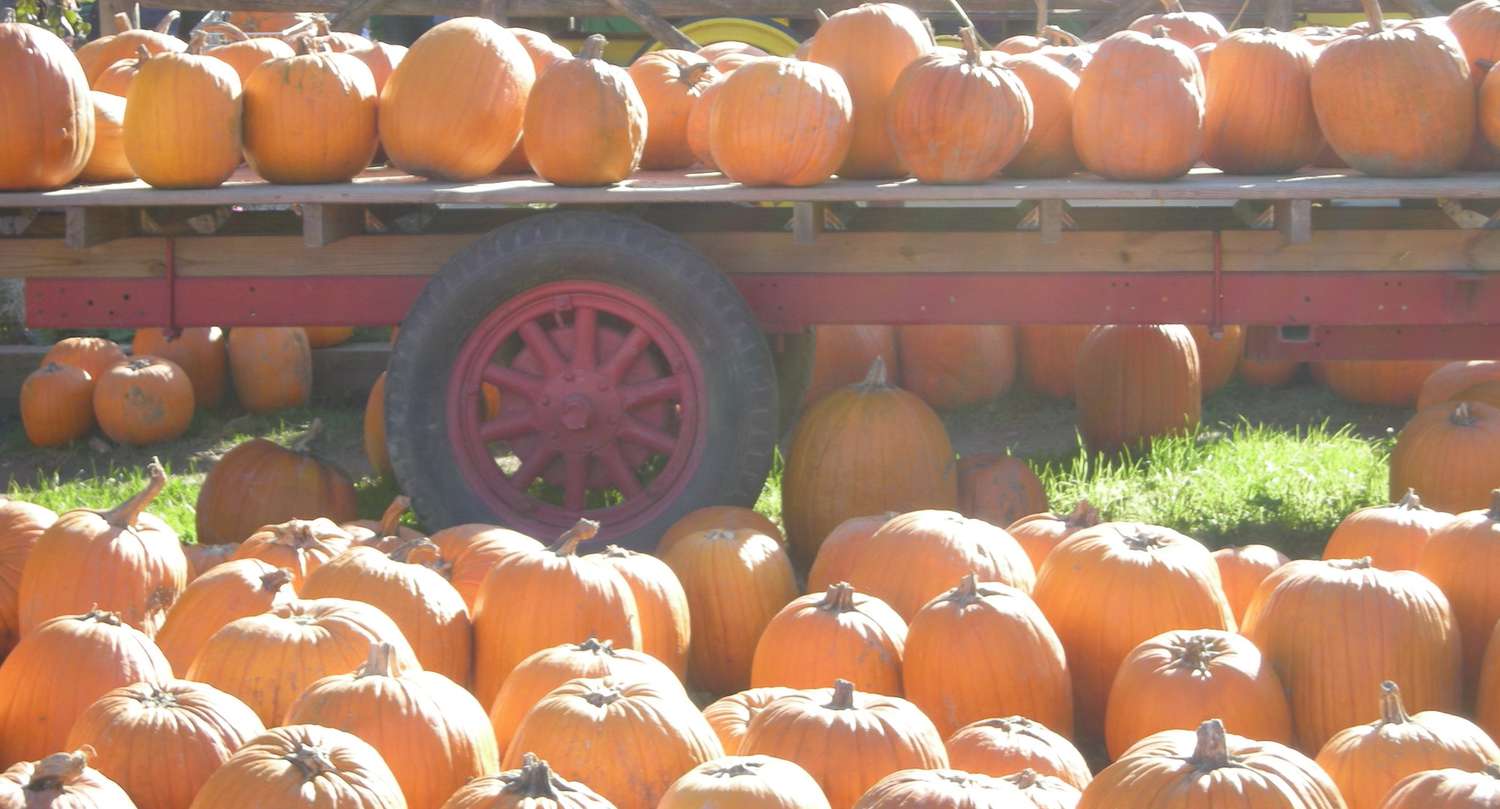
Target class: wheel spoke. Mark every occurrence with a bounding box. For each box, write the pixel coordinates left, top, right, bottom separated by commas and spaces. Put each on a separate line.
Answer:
562, 452, 589, 512
479, 411, 536, 443
483, 365, 545, 401
601, 327, 652, 384
572, 306, 598, 370
510, 445, 559, 490
597, 442, 644, 498
519, 321, 567, 375
620, 375, 683, 409
619, 416, 678, 454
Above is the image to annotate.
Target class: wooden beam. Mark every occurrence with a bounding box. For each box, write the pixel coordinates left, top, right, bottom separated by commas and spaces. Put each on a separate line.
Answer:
1265, 0, 1294, 29
0, 209, 37, 237
65, 207, 133, 249
601, 0, 697, 49
1039, 199, 1064, 245
1274, 199, 1311, 245
1083, 0, 1156, 40
791, 203, 823, 244
331, 0, 388, 31
302, 203, 366, 247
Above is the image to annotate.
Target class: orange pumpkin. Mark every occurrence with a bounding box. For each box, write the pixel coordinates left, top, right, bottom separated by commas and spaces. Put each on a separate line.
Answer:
341, 495, 421, 550
945, 716, 1092, 788
0, 498, 56, 657
1016, 325, 1092, 398
363, 371, 392, 478
1211, 543, 1290, 624
1391, 402, 1500, 514
125, 50, 243, 189
443, 753, 614, 809
1382, 765, 1500, 809
226, 326, 312, 413
347, 41, 405, 95
498, 28, 572, 174
1200, 29, 1321, 174
999, 54, 1083, 179
1418, 491, 1500, 691
42, 337, 125, 382
133, 327, 228, 409
630, 49, 718, 170
1186, 325, 1244, 395
428, 523, 543, 612
685, 72, 728, 169
0, 748, 134, 808
93, 54, 143, 96
698, 40, 769, 69
0, 19, 92, 190
594, 545, 691, 679
751, 583, 906, 695
1239, 358, 1301, 387
64, 679, 265, 809
92, 357, 195, 446
21, 363, 95, 447
1074, 324, 1202, 453
956, 454, 1048, 530
179, 542, 237, 582
709, 57, 854, 186
1418, 361, 1500, 410
1326, 489, 1453, 571
308, 20, 371, 54
300, 326, 354, 349
804, 326, 902, 407
1074, 30, 1204, 181
75, 14, 185, 85
1320, 359, 1444, 407
187, 724, 404, 809
228, 518, 352, 590
1002, 770, 1082, 809
660, 755, 829, 809
702, 687, 798, 755
1007, 501, 1102, 573
154, 558, 295, 672
18, 461, 185, 637
243, 49, 378, 184
79, 91, 133, 184
658, 506, 785, 558
1451, 0, 1500, 89
1128, 0, 1228, 47
524, 35, 646, 186
196, 22, 295, 84
904, 574, 1072, 738
806, 513, 896, 594
197, 423, 358, 546
854, 769, 1028, 808
897, 325, 1018, 410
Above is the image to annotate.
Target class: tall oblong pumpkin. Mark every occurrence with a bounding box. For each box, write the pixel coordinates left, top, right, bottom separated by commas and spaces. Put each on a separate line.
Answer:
199, 426, 357, 546
497, 28, 571, 174
1073, 30, 1204, 181
226, 326, 312, 414
525, 35, 646, 186
709, 57, 854, 187
1417, 492, 1500, 690
1074, 324, 1202, 453
125, 49, 243, 189
999, 53, 1083, 179
0, 18, 92, 191
243, 49, 378, 183
1201, 28, 1321, 174
593, 545, 691, 679
133, 327, 227, 410
750, 582, 907, 696
78, 90, 133, 185
1391, 402, 1500, 514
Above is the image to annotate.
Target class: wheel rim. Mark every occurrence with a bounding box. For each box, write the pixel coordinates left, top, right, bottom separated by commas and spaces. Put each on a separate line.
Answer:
447, 281, 708, 540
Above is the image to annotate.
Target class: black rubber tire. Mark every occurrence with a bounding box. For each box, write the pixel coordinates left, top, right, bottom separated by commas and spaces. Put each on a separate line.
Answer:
385, 211, 777, 549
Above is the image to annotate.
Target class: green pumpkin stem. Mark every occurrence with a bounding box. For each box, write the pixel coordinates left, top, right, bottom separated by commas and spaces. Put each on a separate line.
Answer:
25, 748, 93, 792
1191, 719, 1231, 769
1379, 680, 1410, 724
580, 34, 607, 60
549, 518, 601, 557
103, 458, 167, 528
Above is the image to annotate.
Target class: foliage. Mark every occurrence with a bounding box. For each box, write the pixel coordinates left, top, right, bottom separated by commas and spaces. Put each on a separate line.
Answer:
11, 0, 90, 41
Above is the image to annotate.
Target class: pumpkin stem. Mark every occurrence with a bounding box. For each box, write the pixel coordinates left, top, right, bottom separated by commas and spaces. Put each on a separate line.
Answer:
1118, 525, 1165, 552
959, 27, 983, 63
24, 748, 94, 792
377, 496, 411, 537
357, 642, 400, 679
153, 9, 179, 33
113, 11, 134, 30
705, 760, 765, 778
82, 606, 124, 626
1161, 0, 1186, 12
1065, 499, 1102, 529
1396, 488, 1423, 510
1190, 719, 1232, 769
135, 44, 152, 63
1328, 556, 1373, 571
1479, 59, 1497, 74
574, 636, 615, 654
290, 419, 325, 453
680, 62, 714, 85
549, 518, 600, 557
285, 744, 338, 781
818, 582, 859, 613
580, 34, 608, 60
583, 683, 623, 707
261, 568, 294, 593
856, 357, 891, 391
508, 753, 564, 798
952, 572, 982, 603
814, 8, 829, 25
1034, 0, 1048, 35
1152, 24, 1171, 38
1009, 769, 1041, 789
1485, 763, 1500, 780
1379, 680, 1411, 725
1176, 634, 1216, 673
1489, 489, 1500, 521
923, 17, 939, 45
388, 537, 441, 567
103, 458, 167, 529
827, 679, 857, 710
1042, 25, 1082, 46
201, 21, 251, 42
946, 0, 985, 47
1451, 401, 1478, 427
142, 683, 179, 708
601, 544, 631, 559
1359, 0, 1384, 30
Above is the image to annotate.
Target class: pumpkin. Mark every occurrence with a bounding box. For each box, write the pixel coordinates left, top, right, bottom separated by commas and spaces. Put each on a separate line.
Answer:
703, 687, 798, 755
228, 518, 353, 590
887, 29, 1032, 183
0, 609, 172, 765
347, 41, 405, 95
1074, 30, 1204, 181
1326, 489, 1453, 572
1185, 325, 1243, 394
0, 748, 133, 809
1078, 719, 1343, 809
155, 558, 295, 672
1382, 765, 1500, 809
0, 18, 92, 190
488, 637, 682, 760
501, 677, 724, 809
195, 22, 295, 84
1016, 325, 1092, 397
18, 461, 185, 637
1200, 29, 1321, 174
179, 542, 238, 582
1418, 361, 1500, 410
198, 421, 357, 546
1241, 558, 1462, 752
79, 92, 133, 184
658, 506, 784, 558
1002, 770, 1082, 809
593, 545, 691, 679
441, 753, 613, 809
524, 35, 645, 186
709, 57, 854, 186
956, 454, 1048, 530
341, 496, 421, 550
898, 325, 1019, 411
1128, 0, 1228, 47
1212, 544, 1290, 624
1473, 619, 1500, 739
1418, 491, 1500, 690
308, 20, 371, 54
124, 49, 243, 189
740, 680, 948, 809
807, 3, 933, 179
221, 10, 317, 34
659, 756, 830, 809
471, 519, 642, 706
1454, 380, 1500, 411
1073, 324, 1202, 453
364, 372, 393, 477
1315, 680, 1500, 809
998, 55, 1082, 179
301, 539, 473, 686
663, 527, 798, 695
698, 40, 768, 68
784, 359, 958, 563
300, 326, 355, 349
904, 574, 1072, 739
806, 326, 902, 407
41, 338, 125, 382
226, 326, 312, 413
184, 596, 419, 725
854, 769, 1027, 808
1194, 40, 1216, 69
287, 642, 499, 809
630, 49, 718, 170
1312, 0, 1473, 177
133, 328, 228, 409
1032, 521, 1233, 739
0, 498, 56, 657
498, 29, 572, 174
1319, 360, 1444, 407
64, 679, 264, 809
75, 14, 185, 85
1006, 501, 1102, 572
428, 523, 543, 612
685, 73, 728, 169
243, 49, 378, 184
21, 363, 95, 447
944, 716, 1092, 788
1391, 402, 1500, 514
806, 513, 897, 594
751, 583, 907, 695
93, 55, 142, 96
380, 18, 533, 181
92, 357, 195, 446
187, 724, 405, 809
1240, 358, 1300, 387
1451, 0, 1500, 86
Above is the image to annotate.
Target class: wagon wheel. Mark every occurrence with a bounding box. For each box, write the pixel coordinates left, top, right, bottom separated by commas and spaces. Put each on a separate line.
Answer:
386, 212, 777, 551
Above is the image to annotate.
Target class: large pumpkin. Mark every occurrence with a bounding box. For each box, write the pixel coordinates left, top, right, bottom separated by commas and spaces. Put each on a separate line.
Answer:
1382, 765, 1500, 809
1241, 558, 1462, 752
228, 518, 352, 590
18, 461, 185, 637
853, 769, 1027, 808
226, 326, 312, 413
187, 724, 405, 809
805, 326, 902, 407
999, 54, 1083, 178
1211, 544, 1290, 624
806, 2, 933, 178
1031, 521, 1233, 739
897, 326, 1018, 411
78, 92, 132, 184
380, 17, 534, 180
198, 423, 358, 546
287, 642, 499, 809
1074, 325, 1202, 453
133, 328, 228, 409
658, 506, 784, 558
1418, 361, 1500, 410
64, 679, 264, 809
41, 338, 125, 382
125, 50, 243, 189
903, 574, 1072, 739
1128, 0, 1228, 47
0, 609, 172, 766
593, 545, 690, 679
944, 716, 1092, 789
20, 363, 94, 448
1201, 29, 1321, 174
1319, 360, 1443, 407
1006, 501, 1102, 573
659, 756, 830, 809
441, 753, 613, 809
1326, 489, 1453, 571
524, 35, 645, 186
0, 748, 133, 809
428, 523, 543, 612
498, 29, 572, 174
0, 498, 56, 657
243, 49, 378, 183
154, 558, 295, 672
1017, 325, 1092, 398
92, 357, 195, 446
1417, 492, 1500, 690
630, 49, 717, 170
709, 57, 854, 186
750, 583, 907, 696
956, 454, 1048, 530
663, 527, 798, 695
806, 513, 896, 594
740, 680, 948, 809
501, 677, 724, 809
1390, 402, 1500, 514
0, 18, 92, 190
1073, 30, 1204, 181
195, 22, 294, 84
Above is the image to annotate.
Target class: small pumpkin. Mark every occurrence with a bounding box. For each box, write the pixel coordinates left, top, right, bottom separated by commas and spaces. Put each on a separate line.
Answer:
186, 724, 405, 809
1418, 491, 1500, 691
593, 545, 691, 679
1211, 544, 1290, 624
154, 558, 295, 672
226, 326, 312, 413
227, 518, 352, 590
1016, 325, 1092, 398
1006, 501, 1102, 573
41, 338, 125, 382
659, 756, 830, 809
197, 420, 358, 546
806, 513, 898, 595
702, 687, 799, 755
21, 363, 95, 447
853, 769, 1028, 808
1320, 360, 1444, 407
1073, 30, 1204, 181
525, 35, 646, 186
0, 18, 93, 191
1391, 402, 1500, 514
195, 22, 295, 84
1418, 361, 1500, 410
944, 716, 1092, 788
630, 49, 718, 170
956, 454, 1048, 530
243, 47, 378, 184
440, 753, 613, 809
1128, 0, 1228, 47
125, 48, 244, 189
79, 92, 134, 184
1326, 489, 1453, 572
92, 357, 195, 446
709, 57, 854, 186
0, 498, 56, 657
133, 327, 228, 409
1382, 765, 1500, 809
0, 748, 134, 809
179, 542, 238, 582
497, 28, 572, 174
1074, 324, 1202, 453
347, 41, 405, 96
751, 582, 907, 695
658, 506, 784, 558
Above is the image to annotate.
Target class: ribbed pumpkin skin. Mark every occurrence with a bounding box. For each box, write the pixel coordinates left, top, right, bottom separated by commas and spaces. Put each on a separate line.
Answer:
286, 645, 499, 809
228, 518, 353, 589
853, 768, 1028, 808
1451, 0, 1500, 86
1382, 766, 1500, 809
20, 363, 95, 447
806, 514, 895, 595
896, 325, 1017, 411
525, 37, 645, 186
840, 510, 1036, 621
501, 678, 724, 809
658, 506, 784, 558
806, 3, 933, 179
0, 499, 55, 657
203, 37, 296, 85
904, 576, 1071, 739
685, 73, 727, 169
1105, 629, 1292, 759
1128, 7, 1228, 47
498, 29, 571, 174
709, 58, 854, 186
1419, 494, 1500, 690
76, 26, 185, 85
93, 357, 195, 446
1031, 522, 1234, 740
663, 528, 798, 695
0, 21, 92, 190
1241, 558, 1462, 753
488, 638, 682, 760
594, 546, 691, 679
0, 610, 173, 766
200, 438, 357, 548
703, 687, 798, 755
957, 455, 1048, 530
1201, 28, 1321, 173
1419, 361, 1500, 410
184, 597, 420, 725
945, 716, 1093, 789
1312, 16, 1473, 177
226, 326, 312, 414
741, 682, 948, 809
1003, 770, 1082, 809
1211, 544, 1290, 624
155, 559, 295, 672
1006, 502, 1102, 573
1391, 402, 1500, 514
1315, 682, 1500, 809
428, 524, 543, 612
1186, 325, 1243, 395
1017, 325, 1092, 398
188, 724, 406, 809
1074, 325, 1202, 453
1000, 55, 1082, 178
94, 55, 143, 95
1326, 490, 1453, 572
180, 542, 237, 582
243, 52, 378, 183
64, 679, 264, 809
380, 18, 534, 181
699, 40, 767, 68
1073, 31, 1204, 181
79, 91, 133, 184
1320, 360, 1443, 407
1240, 358, 1301, 387
806, 326, 902, 407
659, 756, 831, 809
42, 338, 125, 382
751, 584, 907, 696
348, 41, 404, 95
629, 50, 718, 170
441, 756, 613, 809
124, 52, 243, 189
133, 327, 228, 409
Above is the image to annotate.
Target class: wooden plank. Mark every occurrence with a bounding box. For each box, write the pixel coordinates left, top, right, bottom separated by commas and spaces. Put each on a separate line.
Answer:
302, 203, 366, 247
1265, 0, 1294, 29
1221, 229, 1500, 272
0, 238, 165, 279
1274, 199, 1311, 245
65, 207, 133, 249
602, 0, 698, 49
792, 203, 823, 245
174, 234, 471, 276
1039, 199, 1064, 245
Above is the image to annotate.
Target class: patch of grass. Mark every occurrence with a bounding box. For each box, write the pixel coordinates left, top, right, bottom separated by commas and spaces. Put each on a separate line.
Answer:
755, 448, 784, 529
9, 461, 204, 540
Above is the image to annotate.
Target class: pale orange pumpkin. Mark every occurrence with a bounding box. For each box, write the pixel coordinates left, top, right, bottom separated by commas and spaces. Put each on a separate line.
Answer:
226, 326, 312, 413
243, 49, 378, 184
1326, 489, 1453, 571
1186, 325, 1244, 395
525, 35, 646, 186
78, 92, 134, 184
1016, 325, 1093, 397
1391, 402, 1500, 515
750, 582, 907, 695
132, 327, 228, 409
709, 57, 855, 186
685, 72, 729, 169
1201, 28, 1321, 174
805, 513, 897, 595
1320, 359, 1444, 407
1073, 30, 1204, 180
1007, 501, 1102, 573
1128, 0, 1228, 47
92, 357, 195, 446
658, 506, 784, 558
630, 49, 718, 170
1002, 769, 1083, 809
659, 755, 830, 809
76, 12, 185, 85
0, 498, 56, 658
229, 517, 352, 590
956, 454, 1048, 531
0, 18, 93, 190
497, 28, 571, 174
187, 724, 405, 809
1382, 765, 1500, 809
1418, 491, 1500, 691
195, 22, 295, 84
0, 748, 134, 808
897, 325, 1018, 410
702, 687, 798, 755
41, 337, 125, 382
1000, 55, 1083, 179
1074, 324, 1202, 453
1211, 543, 1290, 624
1418, 361, 1500, 410
428, 522, 543, 612
594, 545, 691, 679
441, 753, 614, 809
154, 558, 295, 673
125, 49, 243, 189
945, 716, 1092, 788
